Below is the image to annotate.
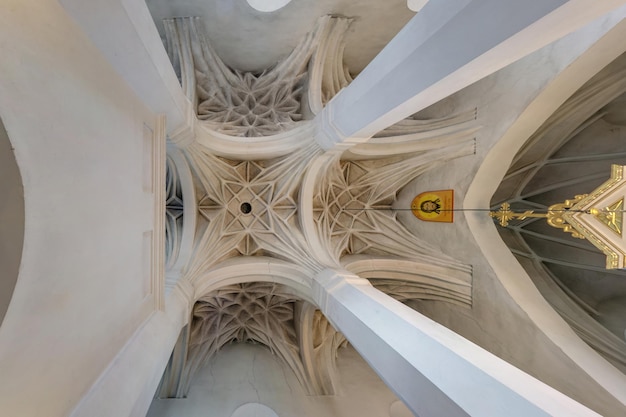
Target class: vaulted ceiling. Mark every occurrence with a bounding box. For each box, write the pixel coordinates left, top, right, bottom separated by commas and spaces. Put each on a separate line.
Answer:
160, 11, 476, 396
145, 0, 415, 73
150, 1, 626, 411
493, 52, 626, 371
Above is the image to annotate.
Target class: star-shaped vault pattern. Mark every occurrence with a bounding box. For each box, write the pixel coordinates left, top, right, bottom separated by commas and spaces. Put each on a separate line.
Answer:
314, 142, 475, 266
181, 282, 346, 396
185, 142, 321, 279
198, 71, 304, 137
198, 160, 297, 253
163, 14, 476, 400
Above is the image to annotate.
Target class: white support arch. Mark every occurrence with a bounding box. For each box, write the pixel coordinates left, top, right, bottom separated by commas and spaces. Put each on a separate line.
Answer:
190, 257, 315, 304
342, 255, 472, 307
465, 13, 626, 407
195, 121, 317, 160
298, 152, 341, 267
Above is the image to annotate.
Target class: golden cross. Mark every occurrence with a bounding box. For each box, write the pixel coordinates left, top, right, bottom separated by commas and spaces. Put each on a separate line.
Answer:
489, 202, 548, 227
490, 195, 591, 239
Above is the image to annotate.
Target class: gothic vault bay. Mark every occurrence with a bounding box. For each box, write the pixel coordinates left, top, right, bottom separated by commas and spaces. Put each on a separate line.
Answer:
2, 1, 626, 417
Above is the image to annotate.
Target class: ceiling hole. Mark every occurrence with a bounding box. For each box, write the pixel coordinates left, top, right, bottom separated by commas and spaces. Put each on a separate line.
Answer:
240, 202, 252, 214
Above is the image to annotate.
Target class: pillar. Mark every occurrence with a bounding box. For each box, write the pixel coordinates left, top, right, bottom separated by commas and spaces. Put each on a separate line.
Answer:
312, 269, 600, 417
58, 0, 193, 138
315, 0, 626, 150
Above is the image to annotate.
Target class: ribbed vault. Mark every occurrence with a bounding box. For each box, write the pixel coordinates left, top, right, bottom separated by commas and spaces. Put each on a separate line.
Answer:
161, 15, 476, 397
183, 282, 346, 395
493, 53, 626, 371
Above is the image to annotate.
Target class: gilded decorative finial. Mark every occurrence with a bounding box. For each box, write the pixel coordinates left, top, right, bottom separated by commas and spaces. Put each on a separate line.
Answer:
490, 165, 626, 269
489, 202, 557, 228
490, 195, 589, 239
590, 198, 623, 236
490, 194, 625, 241
545, 195, 588, 239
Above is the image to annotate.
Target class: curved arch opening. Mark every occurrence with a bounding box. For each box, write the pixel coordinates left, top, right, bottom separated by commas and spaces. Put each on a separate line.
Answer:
465, 30, 626, 404
246, 0, 292, 13
0, 115, 24, 327
191, 257, 314, 304
407, 0, 429, 13
232, 403, 279, 417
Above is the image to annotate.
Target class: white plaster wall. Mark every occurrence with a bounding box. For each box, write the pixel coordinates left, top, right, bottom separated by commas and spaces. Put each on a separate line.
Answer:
59, 0, 191, 134
395, 12, 626, 417
0, 116, 24, 326
147, 343, 403, 417
144, 0, 415, 73
0, 1, 162, 416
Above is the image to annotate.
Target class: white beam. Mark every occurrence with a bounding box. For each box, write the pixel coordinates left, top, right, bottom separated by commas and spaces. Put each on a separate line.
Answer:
58, 0, 192, 136
69, 285, 191, 417
312, 269, 601, 417
315, 0, 626, 150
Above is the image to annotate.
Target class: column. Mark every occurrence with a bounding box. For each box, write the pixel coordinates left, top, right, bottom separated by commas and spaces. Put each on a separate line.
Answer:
69, 285, 191, 417
312, 269, 600, 417
315, 0, 626, 150
58, 0, 193, 139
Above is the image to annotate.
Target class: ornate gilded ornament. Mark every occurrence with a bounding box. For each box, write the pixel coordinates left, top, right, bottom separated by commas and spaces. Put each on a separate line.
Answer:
411, 190, 454, 223
590, 198, 623, 236
545, 195, 588, 239
491, 165, 626, 269
490, 196, 588, 239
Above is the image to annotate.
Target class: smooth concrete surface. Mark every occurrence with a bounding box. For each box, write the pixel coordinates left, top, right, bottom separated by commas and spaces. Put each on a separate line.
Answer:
147, 343, 401, 417
0, 116, 24, 327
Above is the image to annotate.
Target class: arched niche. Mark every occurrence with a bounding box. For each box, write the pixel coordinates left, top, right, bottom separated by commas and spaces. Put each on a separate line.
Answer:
390, 400, 415, 417
464, 24, 626, 405
407, 0, 429, 13
231, 403, 279, 417
0, 115, 24, 327
246, 0, 292, 13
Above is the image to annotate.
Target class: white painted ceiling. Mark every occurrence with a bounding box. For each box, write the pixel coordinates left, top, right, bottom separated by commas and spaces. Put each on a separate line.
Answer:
145, 0, 415, 73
